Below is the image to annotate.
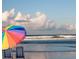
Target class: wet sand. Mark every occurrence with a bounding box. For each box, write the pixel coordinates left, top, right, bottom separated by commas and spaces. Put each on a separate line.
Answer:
11, 51, 75, 59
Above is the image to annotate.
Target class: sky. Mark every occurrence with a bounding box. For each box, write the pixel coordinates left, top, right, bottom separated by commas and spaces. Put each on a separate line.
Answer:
3, 0, 76, 25
2, 0, 76, 34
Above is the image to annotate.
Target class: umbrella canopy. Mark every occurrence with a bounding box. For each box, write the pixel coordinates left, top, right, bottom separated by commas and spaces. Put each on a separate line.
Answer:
2, 25, 26, 50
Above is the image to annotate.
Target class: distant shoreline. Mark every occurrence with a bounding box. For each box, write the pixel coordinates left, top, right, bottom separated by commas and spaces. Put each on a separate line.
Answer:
26, 36, 64, 40
25, 35, 76, 40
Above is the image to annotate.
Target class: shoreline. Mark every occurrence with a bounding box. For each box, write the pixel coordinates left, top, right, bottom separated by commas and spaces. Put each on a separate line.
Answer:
25, 35, 76, 40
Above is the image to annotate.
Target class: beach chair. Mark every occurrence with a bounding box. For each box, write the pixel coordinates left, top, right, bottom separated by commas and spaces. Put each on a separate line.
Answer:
3, 49, 13, 59
16, 47, 25, 59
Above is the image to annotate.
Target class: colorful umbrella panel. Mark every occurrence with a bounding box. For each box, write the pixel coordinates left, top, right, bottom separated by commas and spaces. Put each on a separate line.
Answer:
2, 25, 26, 50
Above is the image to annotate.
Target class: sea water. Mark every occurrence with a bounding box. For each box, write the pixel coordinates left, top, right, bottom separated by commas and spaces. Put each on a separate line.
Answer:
16, 38, 76, 59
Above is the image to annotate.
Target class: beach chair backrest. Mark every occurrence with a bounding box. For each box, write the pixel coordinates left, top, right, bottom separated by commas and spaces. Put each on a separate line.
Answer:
3, 49, 12, 59
16, 47, 24, 59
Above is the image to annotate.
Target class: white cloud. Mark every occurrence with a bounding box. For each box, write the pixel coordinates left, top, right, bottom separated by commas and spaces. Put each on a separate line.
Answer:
14, 12, 31, 21
26, 12, 56, 30
2, 8, 15, 21
2, 11, 9, 21
9, 8, 15, 17
35, 12, 42, 17
45, 20, 56, 29
2, 9, 76, 34
14, 12, 23, 20
63, 24, 76, 30
26, 14, 31, 19
29, 12, 47, 29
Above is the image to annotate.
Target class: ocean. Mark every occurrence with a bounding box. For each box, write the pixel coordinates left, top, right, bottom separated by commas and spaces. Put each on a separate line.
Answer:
3, 38, 76, 59
17, 38, 76, 59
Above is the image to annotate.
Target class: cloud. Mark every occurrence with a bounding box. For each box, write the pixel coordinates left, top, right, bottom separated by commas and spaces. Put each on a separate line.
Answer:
64, 24, 75, 30
2, 11, 9, 21
44, 20, 56, 29
29, 12, 47, 29
14, 12, 31, 21
9, 8, 15, 17
14, 12, 23, 20
2, 9, 76, 34
2, 8, 15, 21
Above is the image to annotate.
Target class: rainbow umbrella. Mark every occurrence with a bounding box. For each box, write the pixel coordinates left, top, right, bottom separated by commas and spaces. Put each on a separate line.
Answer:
2, 25, 26, 50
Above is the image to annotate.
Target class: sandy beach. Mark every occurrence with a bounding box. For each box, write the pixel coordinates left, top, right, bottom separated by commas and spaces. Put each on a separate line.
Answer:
11, 51, 75, 59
